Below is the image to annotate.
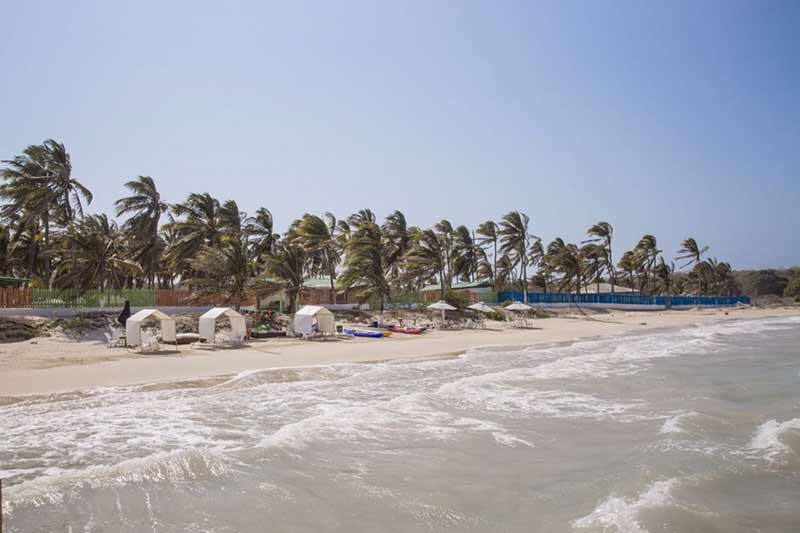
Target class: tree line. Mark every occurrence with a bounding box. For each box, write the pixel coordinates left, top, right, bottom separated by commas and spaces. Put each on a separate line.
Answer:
0, 139, 741, 311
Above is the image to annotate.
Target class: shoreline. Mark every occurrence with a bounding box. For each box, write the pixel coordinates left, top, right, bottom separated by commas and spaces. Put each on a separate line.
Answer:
1, 307, 798, 397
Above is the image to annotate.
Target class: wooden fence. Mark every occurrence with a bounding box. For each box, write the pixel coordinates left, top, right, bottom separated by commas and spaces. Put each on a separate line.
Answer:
0, 287, 33, 308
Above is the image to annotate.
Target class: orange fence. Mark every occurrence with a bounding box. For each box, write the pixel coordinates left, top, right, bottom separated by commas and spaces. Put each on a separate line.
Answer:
155, 289, 255, 307
0, 287, 33, 308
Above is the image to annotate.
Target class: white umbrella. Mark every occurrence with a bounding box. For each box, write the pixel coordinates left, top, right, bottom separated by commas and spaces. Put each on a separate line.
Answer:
505, 302, 533, 312
427, 300, 457, 322
467, 302, 494, 314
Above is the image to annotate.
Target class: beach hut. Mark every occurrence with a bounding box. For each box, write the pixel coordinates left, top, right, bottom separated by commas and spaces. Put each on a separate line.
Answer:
293, 305, 335, 337
126, 309, 176, 349
199, 307, 247, 346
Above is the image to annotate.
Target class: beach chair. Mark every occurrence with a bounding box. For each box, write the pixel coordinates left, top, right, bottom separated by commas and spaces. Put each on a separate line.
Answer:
105, 327, 127, 348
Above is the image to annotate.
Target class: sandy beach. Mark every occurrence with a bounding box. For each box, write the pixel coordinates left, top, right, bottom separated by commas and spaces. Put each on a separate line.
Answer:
1, 306, 797, 397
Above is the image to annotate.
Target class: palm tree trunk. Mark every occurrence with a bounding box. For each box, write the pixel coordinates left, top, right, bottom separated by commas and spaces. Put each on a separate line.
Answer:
522, 257, 528, 303
43, 211, 51, 288
492, 238, 497, 286
595, 259, 600, 293
325, 249, 337, 304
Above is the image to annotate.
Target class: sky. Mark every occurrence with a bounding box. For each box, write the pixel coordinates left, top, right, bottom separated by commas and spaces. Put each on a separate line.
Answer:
1, 0, 798, 269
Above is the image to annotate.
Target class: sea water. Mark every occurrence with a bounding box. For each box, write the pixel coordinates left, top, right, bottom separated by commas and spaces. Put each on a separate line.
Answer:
1, 316, 799, 532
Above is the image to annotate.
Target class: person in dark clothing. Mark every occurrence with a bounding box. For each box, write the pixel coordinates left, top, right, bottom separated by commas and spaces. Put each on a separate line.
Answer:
117, 300, 131, 327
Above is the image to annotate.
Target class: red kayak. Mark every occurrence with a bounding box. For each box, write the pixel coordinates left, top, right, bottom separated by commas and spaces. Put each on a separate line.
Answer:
387, 325, 425, 335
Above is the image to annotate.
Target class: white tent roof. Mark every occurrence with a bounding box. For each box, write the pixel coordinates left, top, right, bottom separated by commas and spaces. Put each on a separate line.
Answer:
506, 302, 533, 312
293, 305, 335, 336
201, 307, 243, 320
295, 305, 333, 317
126, 308, 176, 347
199, 307, 246, 343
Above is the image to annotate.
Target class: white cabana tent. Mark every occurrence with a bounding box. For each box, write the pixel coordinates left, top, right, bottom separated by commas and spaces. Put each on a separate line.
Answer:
199, 307, 247, 345
126, 309, 176, 349
294, 305, 335, 337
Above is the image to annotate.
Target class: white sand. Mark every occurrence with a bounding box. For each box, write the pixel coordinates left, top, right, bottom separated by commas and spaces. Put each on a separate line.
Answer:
1, 307, 798, 396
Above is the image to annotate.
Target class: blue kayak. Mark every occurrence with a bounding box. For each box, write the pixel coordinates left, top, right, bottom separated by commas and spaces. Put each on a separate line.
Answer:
343, 329, 384, 338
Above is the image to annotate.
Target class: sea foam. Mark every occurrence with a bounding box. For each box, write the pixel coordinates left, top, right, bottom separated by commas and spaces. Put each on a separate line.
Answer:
572, 478, 678, 533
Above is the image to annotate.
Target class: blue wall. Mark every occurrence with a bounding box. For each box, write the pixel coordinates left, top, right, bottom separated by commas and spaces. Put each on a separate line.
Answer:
497, 292, 750, 307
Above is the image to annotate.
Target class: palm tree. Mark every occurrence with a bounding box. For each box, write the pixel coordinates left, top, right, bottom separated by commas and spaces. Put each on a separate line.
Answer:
476, 220, 499, 284
245, 207, 278, 263
347, 209, 377, 228
654, 257, 674, 295
434, 220, 455, 290
115, 176, 169, 288
452, 225, 481, 282
617, 251, 638, 292
382, 210, 412, 283
186, 232, 254, 310
634, 234, 660, 294
553, 243, 587, 294
498, 211, 533, 302
340, 217, 390, 311
676, 238, 709, 269
495, 254, 517, 289
263, 241, 307, 313
166, 192, 223, 274
293, 213, 341, 303
54, 214, 139, 291
580, 242, 606, 293
405, 228, 448, 298
709, 259, 739, 296
676, 238, 710, 295
1, 140, 93, 282
585, 222, 616, 292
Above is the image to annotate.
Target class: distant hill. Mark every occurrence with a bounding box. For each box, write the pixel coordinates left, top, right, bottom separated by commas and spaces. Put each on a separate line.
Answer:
733, 268, 800, 299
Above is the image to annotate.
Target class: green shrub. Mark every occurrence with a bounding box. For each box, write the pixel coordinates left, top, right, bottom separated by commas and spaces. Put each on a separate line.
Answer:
444, 290, 471, 309
784, 276, 800, 300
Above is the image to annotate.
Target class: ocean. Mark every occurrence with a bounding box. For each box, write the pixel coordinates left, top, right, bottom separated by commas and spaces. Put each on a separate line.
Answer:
2, 315, 799, 532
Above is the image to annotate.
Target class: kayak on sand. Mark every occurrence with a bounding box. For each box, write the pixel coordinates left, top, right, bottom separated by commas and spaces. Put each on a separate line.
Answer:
343, 329, 390, 338
386, 325, 425, 335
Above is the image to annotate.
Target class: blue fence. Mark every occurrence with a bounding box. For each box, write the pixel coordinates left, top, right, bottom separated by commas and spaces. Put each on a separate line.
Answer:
497, 292, 750, 307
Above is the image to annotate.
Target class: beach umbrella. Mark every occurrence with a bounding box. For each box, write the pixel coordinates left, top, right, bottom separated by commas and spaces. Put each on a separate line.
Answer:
505, 302, 533, 312
427, 300, 457, 322
467, 302, 494, 314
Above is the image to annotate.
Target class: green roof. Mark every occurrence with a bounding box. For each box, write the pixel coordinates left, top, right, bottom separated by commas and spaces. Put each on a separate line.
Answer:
303, 277, 365, 290
303, 277, 335, 289
0, 276, 29, 287
420, 279, 493, 292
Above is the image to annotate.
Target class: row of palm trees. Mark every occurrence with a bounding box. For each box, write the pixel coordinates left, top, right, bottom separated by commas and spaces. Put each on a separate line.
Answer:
0, 140, 740, 310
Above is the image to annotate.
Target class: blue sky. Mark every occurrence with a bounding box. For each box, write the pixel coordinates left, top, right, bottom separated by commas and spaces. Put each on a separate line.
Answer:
1, 0, 798, 269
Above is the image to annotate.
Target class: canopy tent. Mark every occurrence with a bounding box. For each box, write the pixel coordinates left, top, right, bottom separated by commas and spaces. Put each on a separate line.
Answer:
467, 302, 494, 314
126, 309, 176, 348
294, 305, 335, 337
427, 300, 457, 323
199, 307, 246, 345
